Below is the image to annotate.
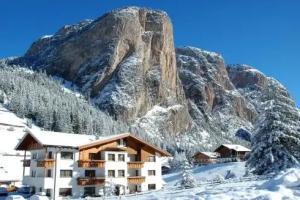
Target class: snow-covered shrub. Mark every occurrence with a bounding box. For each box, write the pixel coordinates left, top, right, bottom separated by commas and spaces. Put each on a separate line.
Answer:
177, 153, 197, 188
247, 100, 300, 175
212, 174, 225, 183
104, 181, 116, 196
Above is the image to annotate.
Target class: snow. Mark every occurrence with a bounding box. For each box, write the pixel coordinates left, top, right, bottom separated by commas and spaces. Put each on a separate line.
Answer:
40, 35, 53, 39
0, 129, 25, 155
262, 166, 300, 190
0, 106, 26, 128
181, 46, 223, 59
221, 144, 251, 152
0, 106, 29, 182
134, 105, 184, 138
0, 105, 27, 155
0, 155, 24, 182
199, 152, 219, 158
17, 131, 131, 149
244, 68, 263, 74
104, 162, 300, 200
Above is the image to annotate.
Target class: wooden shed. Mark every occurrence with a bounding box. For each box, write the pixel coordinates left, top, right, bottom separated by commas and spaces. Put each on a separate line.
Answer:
193, 152, 219, 165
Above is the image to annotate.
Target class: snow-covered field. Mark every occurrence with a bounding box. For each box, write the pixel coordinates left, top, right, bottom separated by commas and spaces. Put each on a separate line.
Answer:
105, 162, 300, 200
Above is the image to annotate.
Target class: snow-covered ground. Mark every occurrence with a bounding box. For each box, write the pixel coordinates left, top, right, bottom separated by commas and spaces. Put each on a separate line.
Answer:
0, 105, 29, 183
103, 162, 300, 200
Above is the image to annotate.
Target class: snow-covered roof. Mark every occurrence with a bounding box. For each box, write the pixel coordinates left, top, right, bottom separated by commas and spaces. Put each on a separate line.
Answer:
221, 144, 251, 152
15, 130, 123, 149
200, 152, 219, 158
15, 131, 171, 156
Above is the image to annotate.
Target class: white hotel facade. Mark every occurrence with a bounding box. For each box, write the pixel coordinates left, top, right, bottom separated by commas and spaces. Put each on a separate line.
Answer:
16, 131, 170, 199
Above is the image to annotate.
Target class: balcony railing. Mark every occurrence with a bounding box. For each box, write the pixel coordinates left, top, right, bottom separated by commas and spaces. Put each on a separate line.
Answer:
23, 159, 31, 167
36, 159, 55, 168
127, 176, 145, 184
77, 177, 105, 186
78, 160, 105, 168
127, 161, 144, 169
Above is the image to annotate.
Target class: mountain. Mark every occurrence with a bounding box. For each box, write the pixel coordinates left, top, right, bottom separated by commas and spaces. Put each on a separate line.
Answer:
4, 6, 299, 152
12, 7, 192, 138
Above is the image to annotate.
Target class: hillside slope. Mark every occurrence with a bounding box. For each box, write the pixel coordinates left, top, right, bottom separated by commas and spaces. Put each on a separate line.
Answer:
0, 105, 28, 183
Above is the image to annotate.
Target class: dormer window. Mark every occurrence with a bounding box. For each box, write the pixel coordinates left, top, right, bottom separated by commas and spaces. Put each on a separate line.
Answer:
117, 139, 127, 147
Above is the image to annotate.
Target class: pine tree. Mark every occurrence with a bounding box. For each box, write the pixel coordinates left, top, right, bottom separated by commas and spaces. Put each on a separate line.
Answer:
247, 100, 300, 175
104, 180, 116, 196
177, 153, 197, 188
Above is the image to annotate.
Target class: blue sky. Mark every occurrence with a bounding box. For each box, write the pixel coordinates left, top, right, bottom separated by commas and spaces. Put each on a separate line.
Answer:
1, 0, 299, 106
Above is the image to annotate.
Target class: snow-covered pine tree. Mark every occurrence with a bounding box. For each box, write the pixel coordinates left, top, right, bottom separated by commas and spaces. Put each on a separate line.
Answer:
104, 180, 116, 196
247, 100, 300, 175
177, 152, 197, 188
170, 151, 185, 171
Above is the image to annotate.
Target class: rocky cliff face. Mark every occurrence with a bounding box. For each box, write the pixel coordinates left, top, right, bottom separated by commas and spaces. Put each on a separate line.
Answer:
9, 7, 299, 149
176, 47, 257, 147
176, 47, 298, 148
227, 65, 295, 112
13, 7, 192, 137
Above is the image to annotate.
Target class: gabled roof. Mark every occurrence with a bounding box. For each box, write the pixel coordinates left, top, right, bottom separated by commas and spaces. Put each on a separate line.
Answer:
79, 133, 171, 156
15, 130, 171, 156
215, 144, 251, 152
197, 152, 219, 158
15, 130, 97, 150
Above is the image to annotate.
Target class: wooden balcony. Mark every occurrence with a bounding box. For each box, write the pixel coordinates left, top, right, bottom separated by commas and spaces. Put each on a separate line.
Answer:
127, 161, 144, 169
77, 177, 105, 186
78, 160, 105, 168
23, 159, 31, 167
127, 176, 145, 184
36, 159, 55, 168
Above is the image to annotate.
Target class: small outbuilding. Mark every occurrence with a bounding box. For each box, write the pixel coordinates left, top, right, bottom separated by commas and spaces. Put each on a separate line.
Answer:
214, 144, 250, 161
193, 152, 219, 165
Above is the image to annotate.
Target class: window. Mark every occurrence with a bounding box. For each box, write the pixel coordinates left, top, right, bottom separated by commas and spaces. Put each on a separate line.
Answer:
148, 170, 156, 176
89, 153, 101, 160
148, 156, 156, 162
129, 154, 138, 162
46, 189, 52, 197
60, 170, 72, 178
118, 170, 125, 177
31, 170, 36, 177
46, 169, 52, 177
118, 154, 125, 162
84, 187, 95, 196
85, 170, 95, 178
47, 151, 53, 159
117, 139, 127, 147
108, 154, 115, 161
108, 170, 115, 178
32, 153, 37, 160
31, 187, 36, 194
59, 188, 72, 197
135, 170, 140, 176
148, 184, 156, 190
61, 152, 73, 160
